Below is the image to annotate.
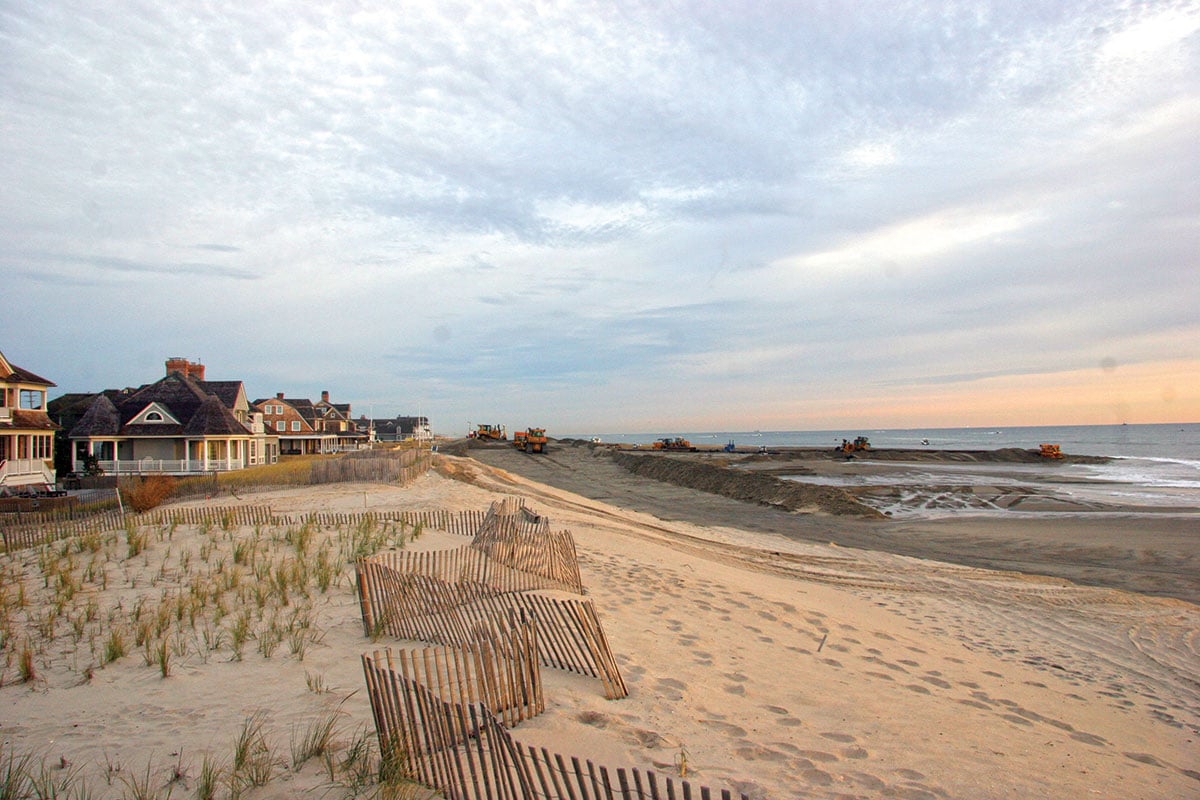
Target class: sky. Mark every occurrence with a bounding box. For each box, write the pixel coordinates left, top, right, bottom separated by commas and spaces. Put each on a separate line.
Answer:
3, 1, 1198, 436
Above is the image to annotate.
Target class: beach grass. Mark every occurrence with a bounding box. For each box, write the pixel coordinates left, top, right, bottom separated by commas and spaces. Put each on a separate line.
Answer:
0, 498, 423, 798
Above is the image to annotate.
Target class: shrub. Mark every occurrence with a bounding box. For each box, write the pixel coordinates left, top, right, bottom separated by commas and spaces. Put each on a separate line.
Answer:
124, 476, 175, 513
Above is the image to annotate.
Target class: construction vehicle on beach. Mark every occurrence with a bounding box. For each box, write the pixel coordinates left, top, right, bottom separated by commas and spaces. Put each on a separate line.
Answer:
1039, 443, 1063, 459
838, 436, 870, 454
524, 428, 547, 453
653, 437, 697, 452
473, 423, 506, 441
514, 428, 548, 453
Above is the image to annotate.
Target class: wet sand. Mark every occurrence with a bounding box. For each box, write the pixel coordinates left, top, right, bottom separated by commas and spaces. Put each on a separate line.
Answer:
463, 440, 1200, 605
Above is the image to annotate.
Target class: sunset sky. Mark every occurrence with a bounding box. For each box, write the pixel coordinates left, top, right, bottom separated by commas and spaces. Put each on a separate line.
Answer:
3, 1, 1197, 433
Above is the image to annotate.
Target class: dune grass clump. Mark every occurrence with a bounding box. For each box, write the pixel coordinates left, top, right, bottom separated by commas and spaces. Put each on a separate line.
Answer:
122, 475, 176, 513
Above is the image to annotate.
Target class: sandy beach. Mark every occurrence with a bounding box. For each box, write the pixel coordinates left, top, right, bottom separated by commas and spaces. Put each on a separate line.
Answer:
2, 446, 1197, 799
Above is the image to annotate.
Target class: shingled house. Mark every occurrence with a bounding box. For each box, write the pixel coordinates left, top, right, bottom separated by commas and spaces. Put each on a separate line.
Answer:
253, 390, 364, 454
64, 358, 277, 475
0, 349, 59, 490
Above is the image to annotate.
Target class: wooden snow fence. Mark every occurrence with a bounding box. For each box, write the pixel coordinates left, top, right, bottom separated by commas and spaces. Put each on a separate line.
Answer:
357, 501, 626, 699
357, 562, 626, 700
0, 510, 126, 553
363, 649, 745, 800
472, 500, 584, 594
310, 448, 433, 485
0, 503, 490, 556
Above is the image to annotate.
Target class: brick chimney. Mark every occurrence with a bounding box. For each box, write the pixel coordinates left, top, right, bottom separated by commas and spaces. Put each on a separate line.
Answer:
321, 390, 330, 403
165, 357, 205, 381
276, 392, 285, 400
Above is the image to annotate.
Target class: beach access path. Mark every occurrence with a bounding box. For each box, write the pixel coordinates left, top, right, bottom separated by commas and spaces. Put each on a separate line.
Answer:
462, 439, 1200, 605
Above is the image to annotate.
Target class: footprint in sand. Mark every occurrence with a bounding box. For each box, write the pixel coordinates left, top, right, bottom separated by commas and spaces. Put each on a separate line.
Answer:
920, 674, 952, 689
820, 732, 857, 743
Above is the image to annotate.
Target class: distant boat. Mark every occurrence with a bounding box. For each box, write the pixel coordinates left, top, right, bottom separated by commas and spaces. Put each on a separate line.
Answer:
921, 438, 930, 446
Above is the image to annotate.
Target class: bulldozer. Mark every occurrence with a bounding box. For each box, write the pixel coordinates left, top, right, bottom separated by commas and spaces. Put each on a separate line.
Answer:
525, 428, 547, 453
474, 423, 506, 441
514, 428, 548, 453
652, 437, 696, 452
837, 436, 870, 454
1039, 443, 1063, 459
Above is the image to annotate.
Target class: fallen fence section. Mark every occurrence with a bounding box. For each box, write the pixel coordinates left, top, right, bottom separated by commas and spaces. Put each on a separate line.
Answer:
356, 501, 626, 699
363, 652, 746, 800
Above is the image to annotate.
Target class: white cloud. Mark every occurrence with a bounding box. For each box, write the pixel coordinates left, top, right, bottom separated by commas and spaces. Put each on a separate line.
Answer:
2, 0, 1196, 430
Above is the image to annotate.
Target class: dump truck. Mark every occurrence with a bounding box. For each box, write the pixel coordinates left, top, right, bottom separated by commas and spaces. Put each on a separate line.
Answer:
474, 423, 506, 441
652, 437, 696, 452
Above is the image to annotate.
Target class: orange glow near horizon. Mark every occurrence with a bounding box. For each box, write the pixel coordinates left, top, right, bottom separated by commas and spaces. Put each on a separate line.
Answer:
742, 358, 1200, 431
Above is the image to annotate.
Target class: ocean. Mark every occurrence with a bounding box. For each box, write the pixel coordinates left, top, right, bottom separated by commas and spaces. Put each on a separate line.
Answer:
564, 423, 1200, 515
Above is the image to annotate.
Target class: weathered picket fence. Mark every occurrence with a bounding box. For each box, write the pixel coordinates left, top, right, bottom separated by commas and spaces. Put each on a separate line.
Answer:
357, 501, 746, 800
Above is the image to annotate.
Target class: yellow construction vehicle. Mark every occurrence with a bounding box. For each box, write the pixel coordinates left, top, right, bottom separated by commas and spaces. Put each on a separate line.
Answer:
474, 423, 506, 441
652, 437, 696, 452
525, 428, 547, 454
1039, 443, 1063, 459
513, 428, 547, 453
838, 436, 870, 454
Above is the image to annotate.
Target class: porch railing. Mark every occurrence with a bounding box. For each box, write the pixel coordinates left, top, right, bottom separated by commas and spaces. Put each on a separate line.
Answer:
0, 458, 56, 487
96, 459, 244, 475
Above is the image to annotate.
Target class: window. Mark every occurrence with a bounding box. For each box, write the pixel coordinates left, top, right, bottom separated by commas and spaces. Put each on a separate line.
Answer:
291, 421, 301, 432
276, 421, 285, 432
145, 411, 163, 422
19, 390, 44, 410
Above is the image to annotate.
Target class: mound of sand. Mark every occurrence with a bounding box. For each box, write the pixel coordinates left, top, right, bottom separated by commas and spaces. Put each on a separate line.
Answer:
611, 451, 883, 518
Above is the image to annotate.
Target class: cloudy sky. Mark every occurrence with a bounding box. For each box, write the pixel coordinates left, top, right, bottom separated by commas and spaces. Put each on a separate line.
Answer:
3, 1, 1197, 434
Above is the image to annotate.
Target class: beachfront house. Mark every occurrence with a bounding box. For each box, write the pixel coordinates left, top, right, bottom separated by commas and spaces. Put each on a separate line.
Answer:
313, 390, 366, 450
0, 349, 59, 490
64, 358, 278, 475
253, 393, 339, 455
359, 415, 431, 443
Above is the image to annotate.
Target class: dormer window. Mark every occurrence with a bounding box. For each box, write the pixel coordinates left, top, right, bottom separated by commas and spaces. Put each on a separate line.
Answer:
145, 412, 164, 422
20, 389, 44, 410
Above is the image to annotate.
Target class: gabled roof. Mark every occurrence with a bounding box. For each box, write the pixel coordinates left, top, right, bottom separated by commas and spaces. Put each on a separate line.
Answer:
0, 349, 56, 386
197, 380, 245, 409
71, 372, 252, 439
183, 396, 248, 436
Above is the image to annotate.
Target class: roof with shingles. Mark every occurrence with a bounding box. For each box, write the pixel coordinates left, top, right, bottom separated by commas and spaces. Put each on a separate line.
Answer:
0, 409, 59, 431
0, 350, 56, 386
196, 380, 244, 408
70, 373, 251, 439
